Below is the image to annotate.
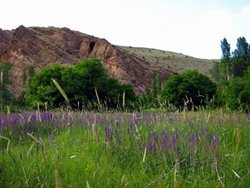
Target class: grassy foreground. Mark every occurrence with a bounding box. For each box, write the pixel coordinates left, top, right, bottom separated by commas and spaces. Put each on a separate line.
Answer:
0, 111, 250, 187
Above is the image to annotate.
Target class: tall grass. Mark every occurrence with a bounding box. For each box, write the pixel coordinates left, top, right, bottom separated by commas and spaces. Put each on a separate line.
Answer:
0, 111, 249, 187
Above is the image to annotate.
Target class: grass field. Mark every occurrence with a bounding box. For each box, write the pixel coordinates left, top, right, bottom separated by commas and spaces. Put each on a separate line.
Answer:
119, 46, 216, 77
0, 110, 250, 187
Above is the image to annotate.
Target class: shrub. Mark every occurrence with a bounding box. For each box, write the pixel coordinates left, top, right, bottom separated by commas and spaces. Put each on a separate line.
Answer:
223, 68, 250, 111
161, 71, 216, 109
25, 59, 136, 109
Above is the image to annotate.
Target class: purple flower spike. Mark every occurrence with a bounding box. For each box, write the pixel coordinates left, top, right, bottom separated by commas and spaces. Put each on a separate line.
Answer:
104, 126, 113, 142
114, 130, 122, 145
210, 133, 219, 153
201, 127, 207, 136
116, 121, 121, 128
149, 132, 158, 153
161, 130, 168, 151
190, 131, 199, 146
171, 134, 176, 150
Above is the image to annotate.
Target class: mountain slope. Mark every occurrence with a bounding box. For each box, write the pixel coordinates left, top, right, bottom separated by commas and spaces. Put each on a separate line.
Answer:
119, 46, 216, 77
0, 26, 173, 95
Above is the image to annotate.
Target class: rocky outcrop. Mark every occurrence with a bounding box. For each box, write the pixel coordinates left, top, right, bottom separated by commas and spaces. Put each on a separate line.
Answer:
0, 26, 173, 95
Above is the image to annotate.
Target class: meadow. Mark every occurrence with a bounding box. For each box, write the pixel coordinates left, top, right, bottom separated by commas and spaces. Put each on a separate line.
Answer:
0, 110, 249, 187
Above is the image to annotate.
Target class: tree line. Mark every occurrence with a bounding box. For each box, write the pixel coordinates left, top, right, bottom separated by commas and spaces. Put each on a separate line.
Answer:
211, 37, 250, 110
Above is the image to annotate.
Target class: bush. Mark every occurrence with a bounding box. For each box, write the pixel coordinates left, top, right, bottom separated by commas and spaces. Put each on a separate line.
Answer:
25, 59, 136, 110
223, 68, 250, 111
161, 71, 216, 109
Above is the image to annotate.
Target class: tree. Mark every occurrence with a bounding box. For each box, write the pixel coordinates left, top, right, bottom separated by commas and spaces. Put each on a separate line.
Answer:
25, 59, 136, 109
230, 37, 250, 77
74, 58, 107, 103
221, 38, 231, 58
211, 37, 250, 81
231, 55, 250, 77
223, 68, 250, 111
234, 37, 249, 57
99, 78, 136, 109
161, 71, 216, 109
0, 61, 13, 108
25, 64, 65, 107
211, 38, 232, 82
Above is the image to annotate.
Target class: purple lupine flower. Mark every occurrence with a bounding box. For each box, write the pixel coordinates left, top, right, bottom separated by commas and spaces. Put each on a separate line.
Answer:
29, 114, 37, 122
116, 121, 121, 129
40, 112, 53, 122
210, 133, 219, 153
201, 127, 207, 136
114, 130, 122, 145
161, 130, 168, 151
171, 134, 176, 150
190, 131, 199, 146
149, 132, 158, 153
194, 131, 199, 146
104, 126, 113, 142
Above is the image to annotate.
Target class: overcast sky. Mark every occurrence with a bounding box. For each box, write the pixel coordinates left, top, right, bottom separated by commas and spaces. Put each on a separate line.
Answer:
1, 0, 250, 59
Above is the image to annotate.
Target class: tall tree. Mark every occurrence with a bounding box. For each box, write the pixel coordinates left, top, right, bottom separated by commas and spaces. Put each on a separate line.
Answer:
231, 37, 250, 77
211, 38, 232, 82
234, 37, 249, 57
221, 38, 231, 58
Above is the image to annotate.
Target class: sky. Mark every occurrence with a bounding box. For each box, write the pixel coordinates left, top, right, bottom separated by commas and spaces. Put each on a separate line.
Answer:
1, 0, 250, 59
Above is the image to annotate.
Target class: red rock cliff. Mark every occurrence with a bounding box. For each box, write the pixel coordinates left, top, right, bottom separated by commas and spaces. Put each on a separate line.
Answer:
0, 26, 173, 95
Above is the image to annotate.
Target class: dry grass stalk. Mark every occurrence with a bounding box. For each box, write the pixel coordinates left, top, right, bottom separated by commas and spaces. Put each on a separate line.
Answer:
52, 79, 69, 104
95, 88, 101, 109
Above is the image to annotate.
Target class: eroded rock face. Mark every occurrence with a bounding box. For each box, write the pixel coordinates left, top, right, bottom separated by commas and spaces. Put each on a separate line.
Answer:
0, 26, 173, 95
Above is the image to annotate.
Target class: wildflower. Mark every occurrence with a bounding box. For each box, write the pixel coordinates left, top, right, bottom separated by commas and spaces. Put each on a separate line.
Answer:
149, 132, 158, 153
210, 133, 219, 153
104, 126, 113, 142
161, 130, 168, 151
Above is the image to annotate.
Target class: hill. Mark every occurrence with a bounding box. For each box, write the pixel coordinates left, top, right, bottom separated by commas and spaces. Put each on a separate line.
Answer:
119, 46, 216, 77
0, 26, 215, 96
0, 26, 172, 95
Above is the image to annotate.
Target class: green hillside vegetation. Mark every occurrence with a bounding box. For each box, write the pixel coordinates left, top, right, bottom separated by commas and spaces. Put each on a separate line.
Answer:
119, 46, 216, 77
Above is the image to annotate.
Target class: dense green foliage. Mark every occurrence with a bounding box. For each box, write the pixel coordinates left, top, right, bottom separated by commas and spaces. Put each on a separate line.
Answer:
211, 37, 250, 111
222, 68, 250, 111
138, 74, 164, 109
161, 71, 216, 109
25, 59, 136, 109
0, 61, 13, 108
